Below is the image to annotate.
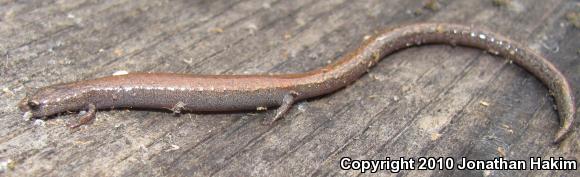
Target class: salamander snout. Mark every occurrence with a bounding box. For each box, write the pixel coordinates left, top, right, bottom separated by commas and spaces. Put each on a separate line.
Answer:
18, 92, 55, 118
18, 86, 85, 118
18, 97, 39, 112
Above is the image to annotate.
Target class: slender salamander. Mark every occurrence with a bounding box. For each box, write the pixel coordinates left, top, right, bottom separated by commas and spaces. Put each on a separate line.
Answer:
18, 23, 575, 143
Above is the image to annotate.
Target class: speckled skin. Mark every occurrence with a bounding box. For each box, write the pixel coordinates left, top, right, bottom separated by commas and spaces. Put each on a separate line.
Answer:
19, 23, 574, 143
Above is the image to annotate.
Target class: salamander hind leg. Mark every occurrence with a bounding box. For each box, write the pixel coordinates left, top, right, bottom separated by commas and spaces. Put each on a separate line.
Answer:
69, 103, 97, 128
262, 91, 298, 125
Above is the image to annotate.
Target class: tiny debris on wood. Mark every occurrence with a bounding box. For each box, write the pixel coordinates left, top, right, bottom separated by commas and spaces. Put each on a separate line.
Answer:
497, 146, 507, 157
208, 27, 224, 33
566, 11, 580, 29
492, 0, 512, 7
479, 101, 490, 107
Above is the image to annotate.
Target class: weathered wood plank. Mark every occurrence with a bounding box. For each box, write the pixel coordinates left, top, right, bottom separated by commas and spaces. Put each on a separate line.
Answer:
0, 0, 578, 176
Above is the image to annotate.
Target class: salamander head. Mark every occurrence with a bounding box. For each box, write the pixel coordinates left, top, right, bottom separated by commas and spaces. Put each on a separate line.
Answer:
18, 85, 86, 118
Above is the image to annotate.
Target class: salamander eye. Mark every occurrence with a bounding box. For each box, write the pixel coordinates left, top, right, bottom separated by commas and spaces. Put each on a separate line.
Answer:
27, 100, 40, 109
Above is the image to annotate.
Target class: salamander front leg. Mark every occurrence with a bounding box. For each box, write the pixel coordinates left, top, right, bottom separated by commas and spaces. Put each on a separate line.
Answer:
263, 92, 298, 125
69, 103, 96, 128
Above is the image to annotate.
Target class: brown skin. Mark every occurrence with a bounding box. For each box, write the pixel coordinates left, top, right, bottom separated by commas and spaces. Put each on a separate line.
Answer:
19, 23, 575, 143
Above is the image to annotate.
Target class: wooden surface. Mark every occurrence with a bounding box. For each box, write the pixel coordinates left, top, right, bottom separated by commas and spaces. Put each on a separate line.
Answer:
0, 0, 579, 176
